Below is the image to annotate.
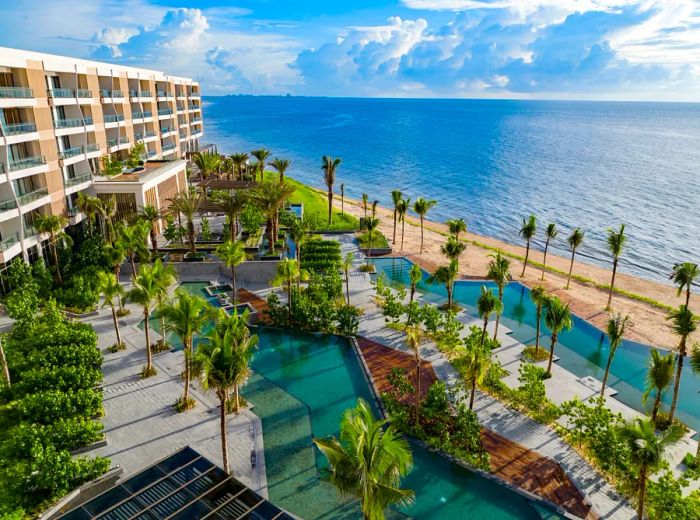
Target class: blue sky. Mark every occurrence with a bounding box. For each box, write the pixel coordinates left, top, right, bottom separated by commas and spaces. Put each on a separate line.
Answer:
1, 0, 699, 100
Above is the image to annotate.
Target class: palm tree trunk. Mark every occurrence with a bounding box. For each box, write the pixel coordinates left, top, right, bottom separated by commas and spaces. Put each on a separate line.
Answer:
0, 337, 10, 388
266, 219, 275, 255
668, 340, 686, 423
607, 258, 618, 310
535, 306, 541, 349
600, 352, 613, 398
230, 216, 237, 242
447, 283, 453, 309
130, 254, 137, 279
521, 240, 530, 277
686, 288, 691, 308
341, 194, 344, 215
231, 266, 237, 301
327, 191, 333, 225
419, 217, 424, 253
366, 234, 372, 268
401, 219, 405, 251
410, 284, 416, 304
188, 220, 196, 253
144, 310, 152, 372
481, 318, 488, 345
183, 339, 191, 403
469, 377, 477, 410
392, 210, 397, 245
220, 390, 230, 473
638, 465, 647, 520
345, 269, 350, 305
493, 290, 503, 340
566, 250, 576, 290
51, 240, 63, 284
651, 392, 661, 423
541, 239, 550, 281
150, 228, 158, 258
111, 305, 122, 347
546, 335, 556, 376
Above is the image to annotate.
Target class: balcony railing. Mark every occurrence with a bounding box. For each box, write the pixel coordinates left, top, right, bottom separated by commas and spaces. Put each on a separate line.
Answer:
86, 143, 100, 153
179, 131, 187, 138
157, 90, 173, 97
68, 206, 80, 217
162, 143, 176, 152
104, 114, 125, 123
130, 90, 152, 98
2, 122, 37, 135
160, 127, 173, 134
0, 198, 18, 212
107, 137, 129, 148
23, 226, 38, 238
9, 155, 46, 172
76, 89, 92, 98
48, 88, 75, 98
158, 109, 173, 116
188, 105, 199, 110
54, 117, 88, 129
65, 173, 92, 187
132, 110, 153, 119
17, 187, 49, 206
191, 117, 202, 123
100, 89, 124, 98
147, 150, 157, 158
135, 131, 157, 141
0, 233, 19, 252
177, 105, 185, 112
60, 146, 84, 159
0, 87, 33, 98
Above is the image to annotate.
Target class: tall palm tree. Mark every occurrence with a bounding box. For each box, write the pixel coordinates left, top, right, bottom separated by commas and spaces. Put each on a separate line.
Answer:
161, 288, 212, 408
221, 156, 234, 180
216, 191, 248, 242
530, 286, 547, 351
397, 197, 410, 251
605, 224, 627, 310
486, 252, 511, 339
364, 217, 380, 269
313, 399, 414, 519
216, 240, 246, 299
362, 193, 369, 221
412, 198, 436, 254
600, 312, 629, 398
540, 223, 557, 281
141, 205, 162, 257
97, 271, 125, 349
462, 342, 491, 410
118, 220, 150, 278
408, 263, 422, 303
544, 297, 573, 376
427, 259, 458, 310
34, 214, 71, 284
342, 252, 353, 305
97, 194, 117, 244
340, 183, 345, 215
230, 152, 249, 180
251, 148, 271, 182
153, 260, 177, 348
440, 236, 466, 261
322, 155, 341, 225
620, 418, 683, 520
270, 158, 291, 182
447, 218, 467, 241
271, 258, 304, 317
391, 190, 403, 245
192, 152, 222, 180
127, 263, 160, 376
406, 328, 422, 414
288, 217, 307, 262
565, 228, 585, 290
670, 262, 698, 307
168, 187, 201, 253
371, 200, 379, 218
477, 285, 502, 345
666, 305, 697, 423
519, 215, 537, 277
76, 192, 102, 237
643, 349, 675, 423
251, 180, 296, 254
194, 310, 258, 473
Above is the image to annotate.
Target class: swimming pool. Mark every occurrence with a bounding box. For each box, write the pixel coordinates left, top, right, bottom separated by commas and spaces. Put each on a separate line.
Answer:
371, 257, 700, 434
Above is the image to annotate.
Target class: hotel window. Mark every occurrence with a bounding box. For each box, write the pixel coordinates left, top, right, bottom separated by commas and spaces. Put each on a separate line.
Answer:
0, 71, 15, 88
13, 176, 39, 197
8, 142, 32, 162
27, 245, 40, 264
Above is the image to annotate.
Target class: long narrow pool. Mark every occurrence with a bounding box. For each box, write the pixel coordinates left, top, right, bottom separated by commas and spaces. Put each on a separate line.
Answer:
371, 257, 700, 434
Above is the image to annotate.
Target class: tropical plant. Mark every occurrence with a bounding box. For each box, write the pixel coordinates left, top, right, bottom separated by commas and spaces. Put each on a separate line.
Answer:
340, 183, 345, 214
544, 296, 573, 376
271, 258, 305, 317
666, 305, 697, 423
405, 328, 423, 416
486, 252, 510, 339
477, 286, 502, 345
34, 214, 71, 284
670, 262, 698, 307
313, 398, 414, 519
565, 228, 585, 290
540, 223, 558, 281
600, 312, 629, 398
230, 152, 249, 180
141, 205, 162, 257
364, 217, 380, 269
643, 349, 675, 423
251, 180, 296, 254
97, 272, 124, 349
217, 190, 248, 242
397, 197, 410, 250
101, 153, 123, 176
192, 152, 221, 180
117, 220, 150, 278
216, 240, 246, 299
125, 142, 146, 168
167, 187, 200, 253
126, 263, 160, 376
391, 190, 402, 245
606, 224, 627, 310
153, 260, 177, 349
530, 285, 547, 351
408, 263, 422, 303
97, 194, 117, 244
447, 218, 467, 241
251, 148, 271, 182
76, 193, 102, 238
270, 157, 291, 182
194, 309, 258, 473
342, 252, 353, 305
413, 197, 436, 254
620, 418, 684, 520
440, 236, 466, 260
519, 215, 537, 277
461, 341, 491, 410
372, 200, 378, 218
427, 259, 459, 310
322, 155, 341, 225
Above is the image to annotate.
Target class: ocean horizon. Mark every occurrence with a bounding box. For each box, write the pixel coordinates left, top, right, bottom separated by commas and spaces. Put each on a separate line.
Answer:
203, 95, 700, 284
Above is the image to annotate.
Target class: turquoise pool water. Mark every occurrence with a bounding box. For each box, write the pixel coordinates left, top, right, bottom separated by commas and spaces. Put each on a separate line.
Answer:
371, 257, 700, 434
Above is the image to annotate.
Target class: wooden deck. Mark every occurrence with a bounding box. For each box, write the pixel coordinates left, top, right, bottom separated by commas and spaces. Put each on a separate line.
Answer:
356, 335, 595, 520
237, 289, 270, 324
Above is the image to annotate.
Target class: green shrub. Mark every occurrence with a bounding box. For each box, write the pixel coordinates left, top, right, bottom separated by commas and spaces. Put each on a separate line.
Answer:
2, 419, 103, 458
19, 389, 102, 424
522, 345, 550, 362
15, 366, 102, 396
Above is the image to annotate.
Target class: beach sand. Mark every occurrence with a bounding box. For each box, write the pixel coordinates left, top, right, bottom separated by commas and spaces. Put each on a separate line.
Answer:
333, 195, 698, 351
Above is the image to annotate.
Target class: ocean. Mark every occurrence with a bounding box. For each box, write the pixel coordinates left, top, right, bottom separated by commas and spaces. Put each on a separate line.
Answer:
202, 96, 700, 283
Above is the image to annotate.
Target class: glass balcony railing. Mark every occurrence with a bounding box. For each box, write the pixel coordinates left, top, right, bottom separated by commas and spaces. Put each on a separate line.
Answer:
100, 89, 124, 98
23, 226, 39, 238
190, 91, 201, 97
65, 173, 92, 187
2, 122, 37, 135
0, 232, 19, 251
158, 109, 173, 116
68, 206, 80, 217
177, 105, 185, 112
76, 89, 92, 98
188, 105, 199, 110
160, 127, 173, 134
132, 111, 153, 119
104, 114, 125, 123
191, 117, 202, 123
179, 131, 187, 138
130, 90, 152, 98
162, 143, 176, 152
0, 198, 18, 212
54, 118, 86, 129
107, 137, 129, 148
86, 143, 100, 153
147, 150, 157, 158
48, 88, 75, 98
17, 187, 49, 206
0, 86, 33, 98
60, 146, 84, 159
157, 90, 173, 97
135, 131, 156, 141
9, 155, 46, 171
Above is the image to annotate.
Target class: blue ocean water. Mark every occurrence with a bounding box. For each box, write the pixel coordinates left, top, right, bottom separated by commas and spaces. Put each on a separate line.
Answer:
203, 96, 700, 283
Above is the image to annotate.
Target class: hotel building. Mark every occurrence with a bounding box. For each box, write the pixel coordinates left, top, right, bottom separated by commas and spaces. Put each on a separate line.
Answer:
0, 46, 203, 268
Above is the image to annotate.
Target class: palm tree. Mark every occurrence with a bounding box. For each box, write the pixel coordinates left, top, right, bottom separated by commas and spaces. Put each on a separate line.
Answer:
270, 158, 291, 182
530, 285, 547, 351
362, 193, 369, 221
127, 264, 160, 376
76, 192, 101, 236
194, 309, 258, 473
192, 152, 222, 180
34, 214, 71, 284
168, 187, 200, 253
519, 215, 537, 277
251, 180, 296, 254
408, 263, 422, 303
486, 252, 511, 339
462, 342, 491, 410
405, 328, 422, 410
544, 297, 573, 376
271, 258, 305, 317
565, 228, 585, 290
447, 218, 467, 241
605, 224, 627, 310
313, 399, 414, 519
620, 418, 683, 520
666, 305, 697, 423
97, 271, 125, 349
670, 262, 698, 307
391, 190, 402, 245
477, 286, 502, 345
397, 197, 410, 251
221, 156, 234, 180
251, 148, 271, 182
141, 205, 162, 257
643, 349, 675, 423
413, 198, 436, 254
216, 240, 246, 300
97, 194, 117, 244
118, 220, 150, 278
216, 191, 248, 242
540, 223, 557, 281
427, 259, 458, 310
162, 288, 212, 408
322, 155, 341, 225
440, 236, 466, 261
600, 312, 629, 398
230, 152, 249, 180
372, 200, 379, 218
364, 217, 380, 269
153, 260, 177, 348
288, 217, 307, 262
342, 252, 353, 305
340, 183, 345, 215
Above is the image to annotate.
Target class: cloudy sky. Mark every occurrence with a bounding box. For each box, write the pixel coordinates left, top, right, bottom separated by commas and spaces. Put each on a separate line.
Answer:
1, 0, 699, 100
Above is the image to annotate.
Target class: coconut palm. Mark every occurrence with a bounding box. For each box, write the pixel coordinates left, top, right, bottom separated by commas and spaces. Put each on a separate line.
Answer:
666, 305, 697, 423
270, 158, 291, 182
251, 148, 271, 182
221, 156, 234, 180
670, 262, 698, 307
118, 220, 150, 278
427, 259, 459, 310
97, 271, 124, 349
643, 349, 675, 423
364, 217, 380, 269
216, 240, 246, 300
540, 223, 557, 281
605, 224, 627, 310
141, 205, 163, 257
544, 297, 573, 376
620, 418, 683, 520
194, 309, 258, 473
192, 151, 221, 180
389, 190, 402, 244
248, 160, 261, 182
397, 197, 410, 251
371, 200, 379, 218
340, 183, 345, 215
519, 215, 537, 277
153, 260, 177, 348
313, 399, 414, 519
161, 288, 212, 408
440, 236, 466, 261
342, 252, 353, 305
322, 155, 341, 225
413, 198, 436, 254
76, 191, 102, 237
447, 218, 467, 241
230, 152, 249, 180
477, 286, 502, 345
126, 263, 160, 376
271, 258, 305, 317
168, 187, 200, 253
600, 312, 629, 398
97, 194, 117, 244
288, 217, 307, 262
565, 228, 585, 290
362, 193, 369, 221
406, 328, 422, 414
34, 213, 71, 284
530, 286, 547, 351
408, 263, 422, 303
216, 191, 248, 242
462, 342, 491, 410
251, 180, 296, 254
486, 252, 511, 339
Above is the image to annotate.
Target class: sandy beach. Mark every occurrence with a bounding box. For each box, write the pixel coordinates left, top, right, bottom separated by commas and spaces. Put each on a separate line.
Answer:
333, 194, 698, 351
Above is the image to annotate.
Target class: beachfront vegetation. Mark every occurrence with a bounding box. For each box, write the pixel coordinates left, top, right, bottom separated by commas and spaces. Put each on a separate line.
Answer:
565, 228, 585, 290
540, 223, 557, 281
322, 155, 342, 225
412, 197, 436, 254
606, 224, 627, 310
518, 215, 537, 277
543, 297, 573, 377
666, 305, 697, 424
486, 252, 510, 339
529, 285, 546, 351
643, 349, 675, 424
670, 262, 698, 307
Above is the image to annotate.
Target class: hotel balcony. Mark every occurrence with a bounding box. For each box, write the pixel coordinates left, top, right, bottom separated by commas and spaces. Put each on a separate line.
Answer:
0, 86, 35, 108
107, 136, 130, 152
158, 108, 173, 120
59, 146, 87, 166
0, 232, 21, 263
179, 130, 188, 141
188, 104, 200, 112
64, 172, 92, 194
176, 92, 187, 100
189, 91, 201, 99
135, 131, 158, 143
132, 110, 153, 122
157, 90, 174, 101
104, 113, 126, 128
48, 88, 93, 105
129, 90, 154, 102
85, 143, 101, 159
100, 89, 125, 103
160, 126, 177, 139
1, 155, 49, 180
0, 198, 19, 223
0, 121, 39, 145
176, 104, 186, 114
191, 129, 203, 139
161, 142, 177, 155
54, 116, 94, 135
190, 116, 202, 124
17, 187, 50, 212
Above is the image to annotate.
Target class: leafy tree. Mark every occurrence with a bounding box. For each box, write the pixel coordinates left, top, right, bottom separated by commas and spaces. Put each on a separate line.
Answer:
141, 205, 162, 256
126, 263, 160, 376
544, 296, 573, 376
216, 190, 248, 241
643, 349, 675, 423
270, 157, 291, 182
600, 312, 629, 398
271, 258, 306, 317
529, 285, 547, 351
427, 259, 458, 309
100, 153, 123, 176
152, 260, 177, 348
565, 227, 585, 289
97, 272, 124, 349
477, 285, 502, 345
646, 471, 700, 520
192, 151, 221, 180
412, 197, 436, 254
363, 217, 380, 268
391, 189, 402, 244
670, 262, 698, 307
216, 240, 246, 299
251, 148, 271, 182
486, 252, 510, 339
540, 223, 557, 281
125, 142, 146, 168
396, 197, 410, 250
518, 215, 537, 277
251, 180, 296, 253
167, 187, 201, 253
459, 338, 491, 410
97, 194, 117, 244
606, 224, 627, 310
34, 214, 71, 284
446, 218, 467, 241
666, 305, 697, 423
117, 220, 150, 277
229, 152, 249, 180
76, 192, 102, 237
440, 236, 466, 261
322, 155, 341, 225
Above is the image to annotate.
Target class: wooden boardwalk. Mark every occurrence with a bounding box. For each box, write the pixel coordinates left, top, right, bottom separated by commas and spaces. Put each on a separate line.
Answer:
237, 289, 271, 324
356, 335, 595, 520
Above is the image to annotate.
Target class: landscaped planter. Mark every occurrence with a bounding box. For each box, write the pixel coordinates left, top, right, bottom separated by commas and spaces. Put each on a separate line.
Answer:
359, 247, 393, 256
183, 252, 206, 262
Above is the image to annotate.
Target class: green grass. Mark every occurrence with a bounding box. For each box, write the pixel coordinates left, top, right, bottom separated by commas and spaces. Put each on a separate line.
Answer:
357, 230, 389, 249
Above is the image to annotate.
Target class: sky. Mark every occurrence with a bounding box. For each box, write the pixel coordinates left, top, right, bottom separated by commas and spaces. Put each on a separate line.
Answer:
1, 0, 699, 100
